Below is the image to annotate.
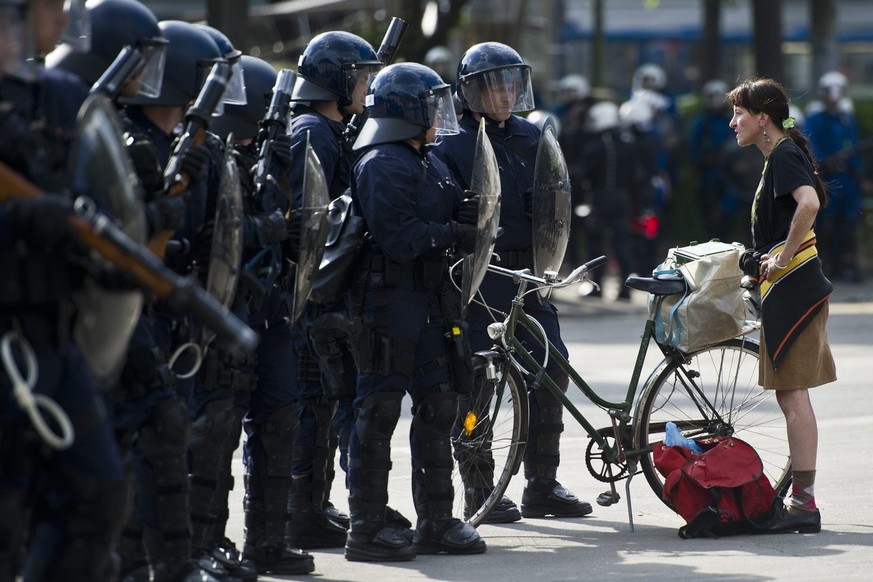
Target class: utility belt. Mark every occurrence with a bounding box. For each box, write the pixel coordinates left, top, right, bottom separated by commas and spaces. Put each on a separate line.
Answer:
197, 346, 258, 392
361, 250, 450, 291
494, 248, 533, 270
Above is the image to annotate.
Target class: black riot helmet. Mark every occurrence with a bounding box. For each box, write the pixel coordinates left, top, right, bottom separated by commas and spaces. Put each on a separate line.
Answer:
456, 41, 535, 114
291, 30, 381, 105
119, 20, 223, 107
46, 0, 167, 98
211, 55, 277, 141
353, 62, 458, 150
194, 24, 246, 105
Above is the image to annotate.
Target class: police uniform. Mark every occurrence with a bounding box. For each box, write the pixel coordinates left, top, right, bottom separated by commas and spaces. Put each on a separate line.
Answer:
0, 63, 129, 581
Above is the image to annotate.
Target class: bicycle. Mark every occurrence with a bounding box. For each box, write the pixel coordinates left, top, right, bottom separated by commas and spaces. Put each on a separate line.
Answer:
452, 256, 792, 530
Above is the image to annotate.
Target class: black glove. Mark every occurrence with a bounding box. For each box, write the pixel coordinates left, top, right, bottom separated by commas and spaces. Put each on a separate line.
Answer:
451, 221, 477, 255
254, 210, 288, 246
283, 211, 302, 261
270, 134, 293, 170
10, 195, 73, 252
125, 137, 163, 196
192, 221, 214, 268
145, 194, 187, 234
457, 194, 480, 226
179, 145, 209, 187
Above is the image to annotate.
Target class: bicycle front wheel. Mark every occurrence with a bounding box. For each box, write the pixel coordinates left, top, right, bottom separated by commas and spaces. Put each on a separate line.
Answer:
634, 337, 792, 502
452, 354, 529, 527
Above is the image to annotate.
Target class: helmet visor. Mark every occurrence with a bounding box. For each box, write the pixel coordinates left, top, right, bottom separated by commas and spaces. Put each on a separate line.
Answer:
462, 66, 534, 114
423, 85, 459, 136
61, 0, 90, 52
134, 39, 167, 99
222, 56, 247, 105
343, 61, 381, 100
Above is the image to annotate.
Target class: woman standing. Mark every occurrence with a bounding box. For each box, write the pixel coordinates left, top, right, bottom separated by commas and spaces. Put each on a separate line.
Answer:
727, 78, 836, 534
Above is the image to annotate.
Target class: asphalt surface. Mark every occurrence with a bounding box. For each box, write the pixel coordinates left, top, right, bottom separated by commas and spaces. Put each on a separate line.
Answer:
225, 273, 873, 581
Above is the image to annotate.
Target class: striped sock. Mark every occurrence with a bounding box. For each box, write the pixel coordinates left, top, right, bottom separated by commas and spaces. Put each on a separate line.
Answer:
789, 470, 817, 511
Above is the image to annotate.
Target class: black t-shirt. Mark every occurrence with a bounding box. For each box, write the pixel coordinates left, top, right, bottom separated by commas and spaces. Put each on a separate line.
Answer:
751, 139, 816, 251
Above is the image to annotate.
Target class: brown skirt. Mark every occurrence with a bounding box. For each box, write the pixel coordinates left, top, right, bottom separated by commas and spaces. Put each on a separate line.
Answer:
759, 302, 836, 390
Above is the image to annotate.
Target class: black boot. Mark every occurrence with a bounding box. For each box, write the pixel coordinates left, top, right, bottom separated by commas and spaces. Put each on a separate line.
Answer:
411, 392, 485, 555
286, 400, 348, 549
241, 405, 315, 575
521, 384, 592, 518
345, 392, 415, 562
521, 477, 593, 518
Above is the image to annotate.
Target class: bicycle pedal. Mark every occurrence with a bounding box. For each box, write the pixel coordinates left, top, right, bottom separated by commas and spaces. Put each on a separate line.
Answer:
596, 491, 620, 507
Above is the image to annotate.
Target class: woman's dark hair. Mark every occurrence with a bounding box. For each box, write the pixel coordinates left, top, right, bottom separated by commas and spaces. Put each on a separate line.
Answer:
726, 77, 828, 206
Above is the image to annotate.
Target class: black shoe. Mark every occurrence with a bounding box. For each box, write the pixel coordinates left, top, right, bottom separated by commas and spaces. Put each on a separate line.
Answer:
345, 524, 417, 562
385, 505, 414, 541
465, 490, 522, 524
324, 500, 350, 529
153, 561, 224, 582
286, 510, 349, 549
521, 478, 593, 518
208, 538, 257, 582
242, 541, 315, 575
413, 518, 487, 555
193, 554, 242, 582
764, 505, 821, 534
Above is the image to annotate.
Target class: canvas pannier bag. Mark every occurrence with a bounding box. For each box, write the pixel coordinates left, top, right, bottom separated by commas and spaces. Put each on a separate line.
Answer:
649, 241, 747, 353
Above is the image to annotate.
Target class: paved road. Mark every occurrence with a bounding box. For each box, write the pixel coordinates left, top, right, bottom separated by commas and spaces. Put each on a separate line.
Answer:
225, 278, 873, 581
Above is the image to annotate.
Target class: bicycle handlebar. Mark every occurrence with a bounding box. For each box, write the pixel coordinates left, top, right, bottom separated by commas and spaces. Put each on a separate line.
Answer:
487, 255, 608, 289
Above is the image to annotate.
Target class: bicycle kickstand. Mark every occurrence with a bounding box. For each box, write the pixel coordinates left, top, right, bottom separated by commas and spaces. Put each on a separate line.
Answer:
624, 459, 638, 533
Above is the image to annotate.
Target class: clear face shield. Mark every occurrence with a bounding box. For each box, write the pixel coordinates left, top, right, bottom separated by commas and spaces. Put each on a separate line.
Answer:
60, 0, 90, 52
221, 54, 247, 105
131, 38, 167, 98
462, 66, 535, 115
423, 84, 459, 136
344, 62, 382, 99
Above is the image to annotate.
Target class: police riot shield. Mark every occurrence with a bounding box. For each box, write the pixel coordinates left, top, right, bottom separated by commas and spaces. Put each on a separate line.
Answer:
201, 135, 244, 347
291, 134, 330, 322
68, 94, 146, 388
461, 117, 501, 307
531, 119, 571, 301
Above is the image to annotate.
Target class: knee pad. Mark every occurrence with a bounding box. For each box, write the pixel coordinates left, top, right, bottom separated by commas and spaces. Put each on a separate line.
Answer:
354, 391, 403, 443
138, 396, 190, 461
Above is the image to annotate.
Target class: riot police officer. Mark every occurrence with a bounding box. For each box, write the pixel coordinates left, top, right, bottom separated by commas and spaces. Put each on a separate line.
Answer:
345, 62, 485, 562
53, 14, 232, 581
434, 42, 593, 522
209, 54, 313, 579
0, 1, 130, 579
285, 30, 382, 550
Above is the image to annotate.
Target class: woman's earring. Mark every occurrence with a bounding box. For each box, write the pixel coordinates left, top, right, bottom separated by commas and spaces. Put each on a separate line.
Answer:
763, 127, 770, 144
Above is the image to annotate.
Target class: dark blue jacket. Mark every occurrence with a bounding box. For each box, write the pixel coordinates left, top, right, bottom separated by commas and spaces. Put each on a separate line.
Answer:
353, 141, 461, 264
434, 114, 538, 251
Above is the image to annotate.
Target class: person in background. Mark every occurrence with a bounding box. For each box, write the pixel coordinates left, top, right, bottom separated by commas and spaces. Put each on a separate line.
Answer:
435, 41, 594, 523
728, 77, 836, 535
804, 71, 866, 282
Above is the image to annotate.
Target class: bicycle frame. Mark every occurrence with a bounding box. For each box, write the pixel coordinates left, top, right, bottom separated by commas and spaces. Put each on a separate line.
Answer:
485, 267, 669, 462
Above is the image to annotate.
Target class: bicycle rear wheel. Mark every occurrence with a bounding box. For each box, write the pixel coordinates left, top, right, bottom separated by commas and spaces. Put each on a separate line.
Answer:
634, 337, 792, 502
452, 354, 528, 527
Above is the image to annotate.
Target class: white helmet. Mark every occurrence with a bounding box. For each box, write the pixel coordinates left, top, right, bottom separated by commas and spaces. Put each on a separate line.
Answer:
558, 73, 590, 100
585, 101, 619, 133
632, 63, 666, 92
619, 95, 654, 130
818, 70, 848, 103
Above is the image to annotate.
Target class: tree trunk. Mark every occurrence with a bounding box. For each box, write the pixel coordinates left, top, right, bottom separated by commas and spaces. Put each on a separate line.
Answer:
206, 0, 250, 51
810, 0, 838, 82
752, 0, 783, 80
699, 0, 721, 88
